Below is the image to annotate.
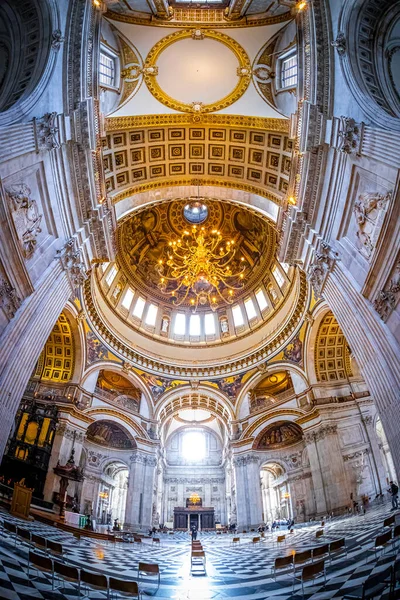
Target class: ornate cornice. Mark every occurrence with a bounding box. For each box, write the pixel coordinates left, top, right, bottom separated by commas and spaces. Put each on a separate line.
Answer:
105, 114, 290, 133
143, 30, 251, 114
105, 8, 291, 29
111, 178, 282, 206
82, 269, 308, 379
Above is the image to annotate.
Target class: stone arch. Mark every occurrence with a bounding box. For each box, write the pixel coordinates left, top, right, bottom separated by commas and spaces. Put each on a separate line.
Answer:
253, 420, 303, 451
84, 407, 148, 441
81, 362, 154, 418
313, 310, 352, 383
0, 0, 60, 125
337, 0, 400, 130
236, 363, 310, 419
243, 408, 306, 440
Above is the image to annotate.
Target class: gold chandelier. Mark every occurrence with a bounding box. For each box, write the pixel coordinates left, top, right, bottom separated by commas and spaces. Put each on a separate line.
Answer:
189, 492, 201, 505
156, 224, 247, 311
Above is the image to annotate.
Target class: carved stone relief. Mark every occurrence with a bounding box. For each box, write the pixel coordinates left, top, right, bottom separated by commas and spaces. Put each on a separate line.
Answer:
5, 183, 42, 259
0, 269, 21, 320
353, 191, 391, 260
33, 112, 60, 151
374, 258, 400, 321
307, 242, 336, 299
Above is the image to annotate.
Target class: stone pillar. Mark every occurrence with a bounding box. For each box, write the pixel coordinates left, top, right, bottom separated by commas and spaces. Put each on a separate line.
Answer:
233, 457, 250, 528
362, 415, 387, 494
233, 454, 263, 528
304, 424, 349, 515
125, 451, 157, 530
0, 264, 72, 459
324, 267, 400, 479
43, 420, 86, 504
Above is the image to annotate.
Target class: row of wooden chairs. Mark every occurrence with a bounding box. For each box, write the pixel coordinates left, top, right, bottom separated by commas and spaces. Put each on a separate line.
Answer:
191, 540, 206, 573
368, 525, 400, 562
272, 538, 347, 580
2, 521, 65, 560
28, 550, 142, 599
343, 557, 400, 600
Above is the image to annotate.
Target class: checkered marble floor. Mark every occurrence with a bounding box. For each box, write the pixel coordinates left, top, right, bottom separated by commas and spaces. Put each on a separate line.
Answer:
0, 502, 397, 599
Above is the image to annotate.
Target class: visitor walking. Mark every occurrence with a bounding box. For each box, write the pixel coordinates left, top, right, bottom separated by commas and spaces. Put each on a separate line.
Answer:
389, 481, 399, 510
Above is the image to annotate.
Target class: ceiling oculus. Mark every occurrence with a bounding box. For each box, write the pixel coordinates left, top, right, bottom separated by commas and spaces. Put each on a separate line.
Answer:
143, 29, 252, 114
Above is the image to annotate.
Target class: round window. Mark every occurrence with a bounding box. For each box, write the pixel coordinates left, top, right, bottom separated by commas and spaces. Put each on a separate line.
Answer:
183, 201, 209, 224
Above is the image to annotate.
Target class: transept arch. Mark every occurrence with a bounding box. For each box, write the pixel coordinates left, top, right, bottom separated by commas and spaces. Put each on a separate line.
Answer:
84, 407, 149, 441
243, 408, 306, 440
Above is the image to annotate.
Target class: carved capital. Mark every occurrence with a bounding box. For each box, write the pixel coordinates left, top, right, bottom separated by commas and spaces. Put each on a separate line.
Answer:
337, 116, 363, 155
374, 257, 400, 321
56, 239, 88, 290
51, 30, 65, 52
307, 241, 337, 299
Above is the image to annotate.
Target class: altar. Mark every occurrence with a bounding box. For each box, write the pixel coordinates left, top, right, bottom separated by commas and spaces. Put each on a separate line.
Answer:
173, 506, 215, 530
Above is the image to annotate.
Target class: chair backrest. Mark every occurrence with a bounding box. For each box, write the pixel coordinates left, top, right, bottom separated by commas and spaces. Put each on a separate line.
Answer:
252, 536, 260, 543
330, 538, 345, 552
18, 527, 31, 541
375, 530, 392, 547
294, 549, 312, 565
302, 559, 325, 582
153, 537, 160, 543
192, 550, 205, 558
383, 515, 395, 528
313, 544, 329, 559
29, 550, 53, 572
4, 521, 16, 534
275, 555, 293, 569
316, 529, 324, 538
393, 525, 400, 539
53, 560, 79, 581
233, 537, 240, 543
80, 569, 108, 589
392, 558, 400, 585
32, 534, 46, 549
321, 521, 325, 527
133, 537, 142, 543
138, 562, 159, 575
277, 535, 286, 543
47, 540, 63, 555
109, 578, 139, 597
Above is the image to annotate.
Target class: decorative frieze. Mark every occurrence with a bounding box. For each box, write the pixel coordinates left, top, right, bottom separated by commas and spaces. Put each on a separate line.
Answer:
130, 452, 157, 466
304, 424, 338, 444
232, 454, 260, 467
56, 423, 85, 443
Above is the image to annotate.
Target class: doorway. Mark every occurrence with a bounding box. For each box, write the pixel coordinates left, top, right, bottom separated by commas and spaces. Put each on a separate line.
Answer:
190, 514, 198, 529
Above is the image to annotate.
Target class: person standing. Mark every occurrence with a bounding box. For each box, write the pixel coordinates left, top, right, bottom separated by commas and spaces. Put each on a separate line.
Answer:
390, 481, 399, 510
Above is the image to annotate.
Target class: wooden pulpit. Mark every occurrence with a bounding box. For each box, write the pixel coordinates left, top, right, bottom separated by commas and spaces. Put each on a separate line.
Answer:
10, 481, 33, 520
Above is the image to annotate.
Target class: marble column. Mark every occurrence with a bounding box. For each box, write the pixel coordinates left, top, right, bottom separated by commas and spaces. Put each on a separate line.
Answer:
362, 415, 387, 494
124, 451, 157, 530
324, 267, 400, 479
233, 454, 263, 528
305, 424, 349, 515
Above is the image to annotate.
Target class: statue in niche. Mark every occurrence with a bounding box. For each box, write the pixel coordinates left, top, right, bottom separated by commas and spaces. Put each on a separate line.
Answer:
161, 316, 170, 334
268, 283, 278, 305
220, 317, 229, 337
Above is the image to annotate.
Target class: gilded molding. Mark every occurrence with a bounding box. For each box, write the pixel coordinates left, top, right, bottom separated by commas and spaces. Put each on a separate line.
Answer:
82, 270, 309, 379
111, 178, 282, 207
105, 8, 291, 29
143, 30, 251, 114
105, 114, 290, 132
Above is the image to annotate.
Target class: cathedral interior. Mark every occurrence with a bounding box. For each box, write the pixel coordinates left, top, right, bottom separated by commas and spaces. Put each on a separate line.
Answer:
0, 0, 400, 598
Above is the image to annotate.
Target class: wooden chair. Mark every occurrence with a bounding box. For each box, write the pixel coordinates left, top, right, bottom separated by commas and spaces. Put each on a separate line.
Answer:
53, 560, 80, 594
216, 530, 222, 535
232, 537, 240, 546
321, 521, 325, 527
329, 538, 347, 561
46, 540, 64, 561
252, 536, 260, 545
293, 559, 326, 597
316, 529, 324, 539
384, 515, 396, 529
17, 527, 32, 547
191, 550, 206, 573
393, 524, 400, 549
272, 555, 293, 580
32, 533, 47, 553
293, 549, 312, 570
138, 562, 160, 592
152, 537, 160, 546
80, 569, 109, 599
4, 521, 17, 544
342, 564, 392, 599
109, 577, 140, 599
27, 550, 54, 586
367, 530, 392, 562
276, 534, 286, 546
312, 544, 329, 562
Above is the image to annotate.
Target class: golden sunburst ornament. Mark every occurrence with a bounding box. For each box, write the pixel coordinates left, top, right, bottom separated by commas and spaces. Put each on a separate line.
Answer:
156, 224, 247, 312
189, 492, 201, 505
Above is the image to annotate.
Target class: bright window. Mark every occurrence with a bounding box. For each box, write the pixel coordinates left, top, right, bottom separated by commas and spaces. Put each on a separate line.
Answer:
190, 314, 201, 336
145, 304, 158, 326
174, 313, 186, 335
232, 305, 244, 327
121, 287, 134, 310
99, 51, 116, 87
255, 289, 268, 311
272, 265, 285, 289
181, 431, 206, 461
244, 298, 257, 320
204, 313, 216, 335
100, 262, 110, 273
280, 262, 290, 273
280, 51, 297, 89
133, 297, 146, 319
105, 264, 118, 287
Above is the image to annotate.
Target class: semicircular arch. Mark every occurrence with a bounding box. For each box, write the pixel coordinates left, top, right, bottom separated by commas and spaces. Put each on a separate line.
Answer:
84, 407, 149, 441
243, 408, 306, 440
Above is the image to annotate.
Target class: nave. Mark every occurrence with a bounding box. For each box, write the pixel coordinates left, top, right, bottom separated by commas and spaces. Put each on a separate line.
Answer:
0, 501, 398, 600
